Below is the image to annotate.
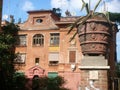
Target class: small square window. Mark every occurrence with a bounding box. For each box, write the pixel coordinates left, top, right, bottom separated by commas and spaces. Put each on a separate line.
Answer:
35, 58, 39, 65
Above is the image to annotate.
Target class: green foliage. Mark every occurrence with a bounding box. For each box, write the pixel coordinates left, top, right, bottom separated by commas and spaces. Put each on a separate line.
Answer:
109, 12, 120, 23
0, 23, 19, 50
12, 72, 27, 90
32, 76, 69, 90
116, 62, 120, 78
0, 23, 19, 90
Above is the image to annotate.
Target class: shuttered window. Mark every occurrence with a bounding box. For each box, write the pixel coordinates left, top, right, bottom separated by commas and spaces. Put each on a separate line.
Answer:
14, 53, 26, 64
49, 52, 59, 65
69, 51, 76, 63
49, 52, 59, 61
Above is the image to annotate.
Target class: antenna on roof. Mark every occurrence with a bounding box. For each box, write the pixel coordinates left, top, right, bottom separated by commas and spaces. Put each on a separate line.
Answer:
103, 1, 108, 12
89, 0, 91, 11
103, 1, 106, 12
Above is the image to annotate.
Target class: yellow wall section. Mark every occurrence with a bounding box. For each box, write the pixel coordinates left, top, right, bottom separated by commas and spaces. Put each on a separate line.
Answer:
49, 46, 59, 51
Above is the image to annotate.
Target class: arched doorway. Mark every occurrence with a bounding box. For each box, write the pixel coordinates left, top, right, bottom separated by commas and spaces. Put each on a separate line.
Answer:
25, 66, 46, 78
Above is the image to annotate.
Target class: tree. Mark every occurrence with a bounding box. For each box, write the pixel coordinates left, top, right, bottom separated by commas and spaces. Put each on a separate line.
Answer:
12, 72, 27, 90
115, 61, 120, 78
109, 12, 120, 24
32, 76, 69, 90
0, 23, 19, 90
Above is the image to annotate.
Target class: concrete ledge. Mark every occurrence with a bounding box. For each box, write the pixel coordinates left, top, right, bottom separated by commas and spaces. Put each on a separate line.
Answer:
78, 66, 110, 69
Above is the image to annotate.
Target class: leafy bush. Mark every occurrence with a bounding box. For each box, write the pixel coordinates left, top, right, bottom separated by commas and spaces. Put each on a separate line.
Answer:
32, 75, 69, 90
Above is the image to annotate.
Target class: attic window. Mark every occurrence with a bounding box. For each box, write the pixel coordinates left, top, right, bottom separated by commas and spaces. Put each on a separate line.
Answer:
36, 19, 43, 23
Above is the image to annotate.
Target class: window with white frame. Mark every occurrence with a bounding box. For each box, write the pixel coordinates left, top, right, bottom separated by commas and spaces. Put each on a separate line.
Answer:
33, 34, 44, 46
50, 33, 59, 46
69, 51, 76, 63
14, 53, 26, 64
16, 35, 27, 46
49, 52, 59, 65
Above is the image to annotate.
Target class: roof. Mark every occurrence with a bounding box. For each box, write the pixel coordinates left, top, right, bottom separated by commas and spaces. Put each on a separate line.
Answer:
27, 9, 53, 13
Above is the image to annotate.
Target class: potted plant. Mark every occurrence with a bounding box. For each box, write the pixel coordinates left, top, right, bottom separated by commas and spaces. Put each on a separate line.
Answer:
68, 0, 118, 56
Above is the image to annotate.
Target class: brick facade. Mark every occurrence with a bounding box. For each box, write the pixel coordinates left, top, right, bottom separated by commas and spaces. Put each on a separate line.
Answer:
14, 10, 118, 90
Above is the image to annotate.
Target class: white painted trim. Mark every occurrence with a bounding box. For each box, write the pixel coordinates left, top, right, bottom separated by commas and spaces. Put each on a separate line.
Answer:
78, 66, 110, 69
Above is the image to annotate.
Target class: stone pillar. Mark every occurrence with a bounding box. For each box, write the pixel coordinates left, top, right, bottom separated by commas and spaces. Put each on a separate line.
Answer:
79, 56, 110, 90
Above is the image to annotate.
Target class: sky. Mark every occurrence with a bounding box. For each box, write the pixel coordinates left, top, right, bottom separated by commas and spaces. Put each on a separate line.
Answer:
2, 0, 120, 61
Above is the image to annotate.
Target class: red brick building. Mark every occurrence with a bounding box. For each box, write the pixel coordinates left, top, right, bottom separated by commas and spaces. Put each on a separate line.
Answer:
15, 10, 118, 90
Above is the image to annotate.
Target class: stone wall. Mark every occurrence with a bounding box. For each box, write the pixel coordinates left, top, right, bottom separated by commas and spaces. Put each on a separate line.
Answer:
80, 70, 108, 90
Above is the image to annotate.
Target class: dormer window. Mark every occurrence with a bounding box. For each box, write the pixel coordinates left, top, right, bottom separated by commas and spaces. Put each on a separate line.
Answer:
36, 19, 43, 23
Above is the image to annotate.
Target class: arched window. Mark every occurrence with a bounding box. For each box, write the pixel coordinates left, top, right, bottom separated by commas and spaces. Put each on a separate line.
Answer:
33, 34, 44, 46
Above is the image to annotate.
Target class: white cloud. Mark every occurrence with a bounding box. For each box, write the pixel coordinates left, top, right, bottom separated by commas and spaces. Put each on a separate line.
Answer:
51, 0, 68, 9
51, 0, 69, 16
2, 14, 9, 20
106, 0, 120, 13
50, 0, 104, 16
97, 0, 120, 13
51, 0, 83, 16
22, 0, 35, 11
51, 0, 120, 16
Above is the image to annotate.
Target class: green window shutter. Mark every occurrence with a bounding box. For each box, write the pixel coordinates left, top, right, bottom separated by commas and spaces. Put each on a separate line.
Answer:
48, 72, 58, 78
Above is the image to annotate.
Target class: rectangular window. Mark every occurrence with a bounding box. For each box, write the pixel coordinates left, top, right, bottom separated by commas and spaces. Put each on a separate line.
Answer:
16, 35, 26, 46
49, 52, 59, 65
14, 53, 26, 64
69, 51, 76, 63
48, 72, 58, 78
35, 58, 39, 65
50, 33, 59, 46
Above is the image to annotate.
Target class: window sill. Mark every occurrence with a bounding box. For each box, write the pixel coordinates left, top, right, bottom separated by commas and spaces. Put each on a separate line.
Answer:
15, 45, 27, 47
32, 45, 44, 47
49, 64, 59, 66
14, 62, 25, 64
49, 45, 59, 47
